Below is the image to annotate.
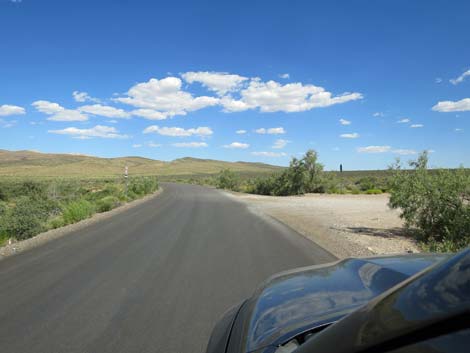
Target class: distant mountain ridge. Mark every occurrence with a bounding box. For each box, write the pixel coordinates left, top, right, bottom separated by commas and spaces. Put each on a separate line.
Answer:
0, 149, 282, 178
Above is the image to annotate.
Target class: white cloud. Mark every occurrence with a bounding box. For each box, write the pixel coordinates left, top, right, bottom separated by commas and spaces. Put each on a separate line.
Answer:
48, 125, 128, 139
272, 139, 290, 149
339, 118, 351, 125
410, 124, 424, 128
32, 100, 64, 114
251, 151, 287, 157
0, 118, 17, 128
357, 145, 392, 153
255, 127, 286, 135
340, 132, 360, 139
392, 149, 418, 155
72, 91, 100, 103
143, 125, 213, 137
450, 69, 470, 85
32, 100, 88, 121
172, 142, 208, 148
114, 77, 219, 116
78, 104, 130, 118
132, 144, 142, 148
279, 73, 290, 79
435, 78, 443, 84
107, 120, 118, 124
236, 129, 247, 134
397, 118, 410, 123
223, 142, 249, 149
147, 142, 161, 148
181, 71, 248, 96
432, 98, 470, 112
0, 104, 25, 116
455, 128, 463, 132
373, 112, 384, 117
131, 109, 173, 120
222, 79, 362, 113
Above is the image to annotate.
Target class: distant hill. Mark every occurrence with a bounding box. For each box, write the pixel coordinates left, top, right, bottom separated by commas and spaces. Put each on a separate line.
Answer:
0, 150, 283, 178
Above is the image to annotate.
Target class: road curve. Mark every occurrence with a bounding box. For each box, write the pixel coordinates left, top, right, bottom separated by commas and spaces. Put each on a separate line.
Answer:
0, 183, 335, 353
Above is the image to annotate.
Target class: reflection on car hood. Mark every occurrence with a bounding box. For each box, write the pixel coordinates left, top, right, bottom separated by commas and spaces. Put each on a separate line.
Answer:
241, 253, 447, 352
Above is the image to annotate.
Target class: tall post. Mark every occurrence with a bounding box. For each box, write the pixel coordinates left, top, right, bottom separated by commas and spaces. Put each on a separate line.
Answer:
340, 164, 343, 173
124, 165, 129, 197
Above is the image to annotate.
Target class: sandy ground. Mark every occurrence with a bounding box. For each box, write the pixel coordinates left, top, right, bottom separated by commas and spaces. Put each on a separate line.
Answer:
227, 192, 420, 259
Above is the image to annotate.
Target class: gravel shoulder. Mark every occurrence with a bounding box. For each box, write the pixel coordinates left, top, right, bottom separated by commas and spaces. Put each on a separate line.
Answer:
226, 192, 420, 258
0, 188, 163, 260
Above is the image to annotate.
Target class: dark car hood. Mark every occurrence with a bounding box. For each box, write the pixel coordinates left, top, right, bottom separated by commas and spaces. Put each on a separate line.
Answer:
233, 253, 447, 352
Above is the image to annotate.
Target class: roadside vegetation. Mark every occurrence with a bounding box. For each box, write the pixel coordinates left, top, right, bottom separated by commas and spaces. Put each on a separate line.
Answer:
212, 150, 470, 252
0, 176, 158, 246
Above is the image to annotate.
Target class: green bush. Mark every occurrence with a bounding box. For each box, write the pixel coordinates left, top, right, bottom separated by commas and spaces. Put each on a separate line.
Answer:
96, 196, 121, 213
216, 169, 241, 191
389, 152, 470, 251
48, 216, 65, 229
62, 199, 95, 224
3, 196, 46, 240
365, 188, 383, 194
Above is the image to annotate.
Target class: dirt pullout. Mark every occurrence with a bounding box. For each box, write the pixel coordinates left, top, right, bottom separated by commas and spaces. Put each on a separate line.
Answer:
0, 189, 162, 260
227, 192, 420, 259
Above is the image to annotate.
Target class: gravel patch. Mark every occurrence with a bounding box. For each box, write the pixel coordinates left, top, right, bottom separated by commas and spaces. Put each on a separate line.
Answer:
226, 192, 420, 259
0, 188, 163, 260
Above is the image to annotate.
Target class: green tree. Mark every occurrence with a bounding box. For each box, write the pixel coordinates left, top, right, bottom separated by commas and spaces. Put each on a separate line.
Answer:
302, 149, 324, 192
389, 151, 470, 251
216, 169, 240, 191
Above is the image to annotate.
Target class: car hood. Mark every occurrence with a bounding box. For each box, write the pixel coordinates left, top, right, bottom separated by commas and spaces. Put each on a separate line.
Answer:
231, 253, 447, 352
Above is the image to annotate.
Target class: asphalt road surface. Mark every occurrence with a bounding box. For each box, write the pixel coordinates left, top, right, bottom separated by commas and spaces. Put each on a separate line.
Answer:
0, 183, 335, 353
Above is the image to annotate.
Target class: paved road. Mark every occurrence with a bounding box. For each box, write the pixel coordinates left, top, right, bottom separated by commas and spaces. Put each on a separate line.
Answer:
0, 183, 335, 353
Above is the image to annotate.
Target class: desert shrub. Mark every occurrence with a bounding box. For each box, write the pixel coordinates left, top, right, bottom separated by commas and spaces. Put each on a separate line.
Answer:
216, 169, 240, 191
62, 199, 95, 224
389, 152, 470, 251
303, 150, 324, 193
365, 188, 383, 194
128, 176, 159, 196
48, 216, 66, 229
96, 196, 120, 213
86, 184, 122, 202
3, 196, 47, 240
356, 177, 378, 191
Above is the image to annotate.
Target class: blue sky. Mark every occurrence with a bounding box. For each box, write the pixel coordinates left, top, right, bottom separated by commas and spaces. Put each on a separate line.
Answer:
0, 0, 469, 170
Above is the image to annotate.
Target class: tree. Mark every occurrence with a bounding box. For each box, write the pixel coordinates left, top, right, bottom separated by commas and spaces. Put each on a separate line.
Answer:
216, 169, 240, 191
302, 149, 324, 192
388, 151, 470, 251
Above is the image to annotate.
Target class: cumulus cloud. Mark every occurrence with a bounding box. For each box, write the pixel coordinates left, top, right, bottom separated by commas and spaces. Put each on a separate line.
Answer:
251, 151, 287, 157
236, 129, 247, 134
357, 146, 418, 155
0, 104, 25, 116
143, 125, 213, 137
410, 124, 424, 128
114, 77, 219, 116
222, 80, 362, 113
279, 73, 290, 79
255, 127, 286, 135
131, 109, 173, 120
272, 139, 290, 149
72, 91, 100, 103
132, 144, 142, 148
397, 118, 410, 123
432, 98, 470, 112
357, 145, 392, 153
181, 71, 248, 96
172, 142, 208, 148
78, 104, 130, 118
48, 125, 128, 139
392, 149, 418, 155
340, 132, 359, 139
147, 142, 161, 147
223, 142, 249, 149
373, 112, 384, 117
450, 69, 470, 85
32, 100, 88, 121
339, 118, 351, 125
